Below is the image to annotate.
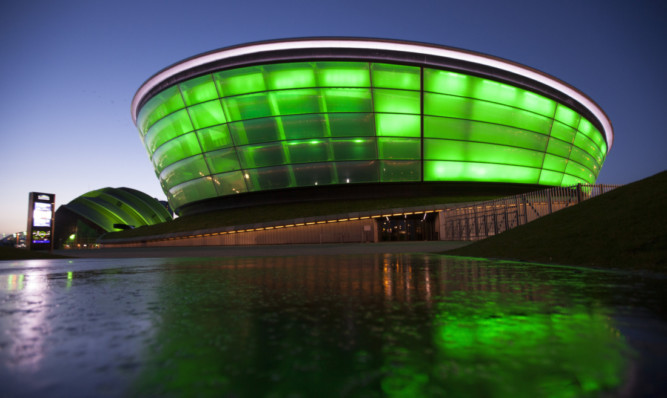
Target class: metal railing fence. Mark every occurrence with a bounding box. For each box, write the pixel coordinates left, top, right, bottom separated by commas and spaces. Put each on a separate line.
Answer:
441, 184, 620, 241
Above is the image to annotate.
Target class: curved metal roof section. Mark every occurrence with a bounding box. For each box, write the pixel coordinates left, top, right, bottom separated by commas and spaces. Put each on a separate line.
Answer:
63, 187, 172, 232
131, 38, 613, 148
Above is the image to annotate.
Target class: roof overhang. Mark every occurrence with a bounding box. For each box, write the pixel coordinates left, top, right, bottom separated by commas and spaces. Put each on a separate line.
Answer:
131, 38, 613, 148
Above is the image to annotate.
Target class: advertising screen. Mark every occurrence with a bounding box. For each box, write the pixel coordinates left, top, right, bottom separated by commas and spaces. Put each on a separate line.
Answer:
33, 202, 52, 227
32, 230, 51, 244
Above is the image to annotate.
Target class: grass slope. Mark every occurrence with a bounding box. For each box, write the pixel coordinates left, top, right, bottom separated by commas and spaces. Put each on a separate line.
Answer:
446, 171, 667, 271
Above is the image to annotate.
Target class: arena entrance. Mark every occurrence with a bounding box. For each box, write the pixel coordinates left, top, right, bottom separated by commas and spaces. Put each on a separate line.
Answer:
378, 212, 438, 241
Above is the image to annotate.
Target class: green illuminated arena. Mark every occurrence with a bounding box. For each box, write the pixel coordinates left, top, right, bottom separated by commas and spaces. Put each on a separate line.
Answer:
132, 38, 613, 215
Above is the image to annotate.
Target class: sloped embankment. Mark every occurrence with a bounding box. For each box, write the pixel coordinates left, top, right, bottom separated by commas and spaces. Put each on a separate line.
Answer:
446, 171, 666, 271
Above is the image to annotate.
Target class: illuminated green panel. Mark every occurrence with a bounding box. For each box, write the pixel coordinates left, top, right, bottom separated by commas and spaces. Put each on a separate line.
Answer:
322, 88, 372, 112
205, 148, 241, 174
549, 121, 576, 143
516, 91, 556, 117
375, 114, 420, 137
380, 160, 420, 182
245, 166, 294, 191
138, 86, 186, 133
426, 69, 556, 117
229, 118, 280, 146
577, 118, 595, 140
371, 63, 420, 90
373, 89, 420, 114
471, 99, 552, 134
584, 124, 607, 159
236, 143, 286, 168
287, 139, 330, 163
569, 147, 598, 174
222, 93, 272, 122
378, 138, 420, 159
424, 139, 544, 168
566, 161, 595, 183
282, 114, 326, 140
425, 93, 552, 134
470, 78, 521, 106
471, 79, 556, 116
424, 69, 470, 96
591, 127, 606, 153
169, 177, 218, 209
542, 153, 568, 172
315, 62, 370, 87
211, 170, 248, 195
561, 174, 586, 186
188, 100, 226, 129
546, 137, 572, 158
214, 66, 266, 96
424, 161, 540, 183
152, 132, 202, 172
538, 169, 564, 185
160, 155, 209, 189
270, 89, 320, 115
332, 138, 377, 161
292, 162, 335, 186
574, 132, 601, 160
144, 109, 194, 153
425, 117, 549, 151
424, 92, 469, 118
265, 63, 316, 90
196, 125, 233, 152
554, 104, 580, 128
598, 141, 608, 161
329, 113, 375, 137
335, 161, 379, 183
179, 75, 218, 106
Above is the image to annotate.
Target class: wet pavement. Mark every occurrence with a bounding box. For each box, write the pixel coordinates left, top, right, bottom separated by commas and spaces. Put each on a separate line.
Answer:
0, 254, 665, 397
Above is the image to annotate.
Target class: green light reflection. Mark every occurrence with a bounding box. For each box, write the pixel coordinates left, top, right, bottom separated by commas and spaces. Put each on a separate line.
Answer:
129, 255, 629, 398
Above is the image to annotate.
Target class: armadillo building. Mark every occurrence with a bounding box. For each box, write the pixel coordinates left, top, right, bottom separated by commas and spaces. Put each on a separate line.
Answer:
131, 38, 613, 216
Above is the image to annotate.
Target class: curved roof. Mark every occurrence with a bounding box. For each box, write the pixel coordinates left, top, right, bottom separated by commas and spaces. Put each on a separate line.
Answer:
131, 38, 614, 148
62, 187, 172, 232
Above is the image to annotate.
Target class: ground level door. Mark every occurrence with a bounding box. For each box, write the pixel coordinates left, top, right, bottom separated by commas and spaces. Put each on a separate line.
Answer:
378, 213, 438, 241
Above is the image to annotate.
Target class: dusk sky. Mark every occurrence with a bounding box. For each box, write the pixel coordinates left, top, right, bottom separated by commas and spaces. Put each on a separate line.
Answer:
1, 0, 665, 235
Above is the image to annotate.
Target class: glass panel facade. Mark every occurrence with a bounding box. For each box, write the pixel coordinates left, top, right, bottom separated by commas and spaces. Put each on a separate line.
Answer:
315, 62, 370, 87
380, 160, 420, 182
188, 99, 226, 129
292, 163, 335, 186
136, 61, 610, 212
371, 63, 420, 90
376, 114, 420, 137
144, 109, 194, 153
180, 75, 218, 106
160, 155, 209, 189
152, 132, 202, 173
205, 148, 241, 174
197, 125, 233, 152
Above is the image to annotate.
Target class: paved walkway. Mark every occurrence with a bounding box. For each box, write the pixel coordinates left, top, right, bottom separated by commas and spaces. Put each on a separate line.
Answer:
55, 241, 471, 258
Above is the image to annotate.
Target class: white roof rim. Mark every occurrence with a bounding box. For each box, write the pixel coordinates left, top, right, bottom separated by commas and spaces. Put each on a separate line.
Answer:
131, 38, 613, 148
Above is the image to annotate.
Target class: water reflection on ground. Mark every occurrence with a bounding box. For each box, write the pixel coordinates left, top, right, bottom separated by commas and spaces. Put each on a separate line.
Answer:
0, 254, 665, 397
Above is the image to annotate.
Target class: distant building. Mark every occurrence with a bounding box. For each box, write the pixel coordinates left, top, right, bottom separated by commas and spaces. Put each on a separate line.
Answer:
131, 38, 613, 217
54, 187, 172, 248
0, 232, 26, 248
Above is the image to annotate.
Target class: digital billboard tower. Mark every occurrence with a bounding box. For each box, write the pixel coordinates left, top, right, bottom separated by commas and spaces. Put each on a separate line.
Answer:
27, 192, 55, 251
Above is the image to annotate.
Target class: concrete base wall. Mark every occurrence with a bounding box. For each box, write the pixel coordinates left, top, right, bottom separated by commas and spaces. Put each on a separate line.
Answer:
103, 219, 378, 248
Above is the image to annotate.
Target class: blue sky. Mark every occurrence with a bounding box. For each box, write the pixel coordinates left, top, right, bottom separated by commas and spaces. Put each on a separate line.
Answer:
1, 0, 665, 235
